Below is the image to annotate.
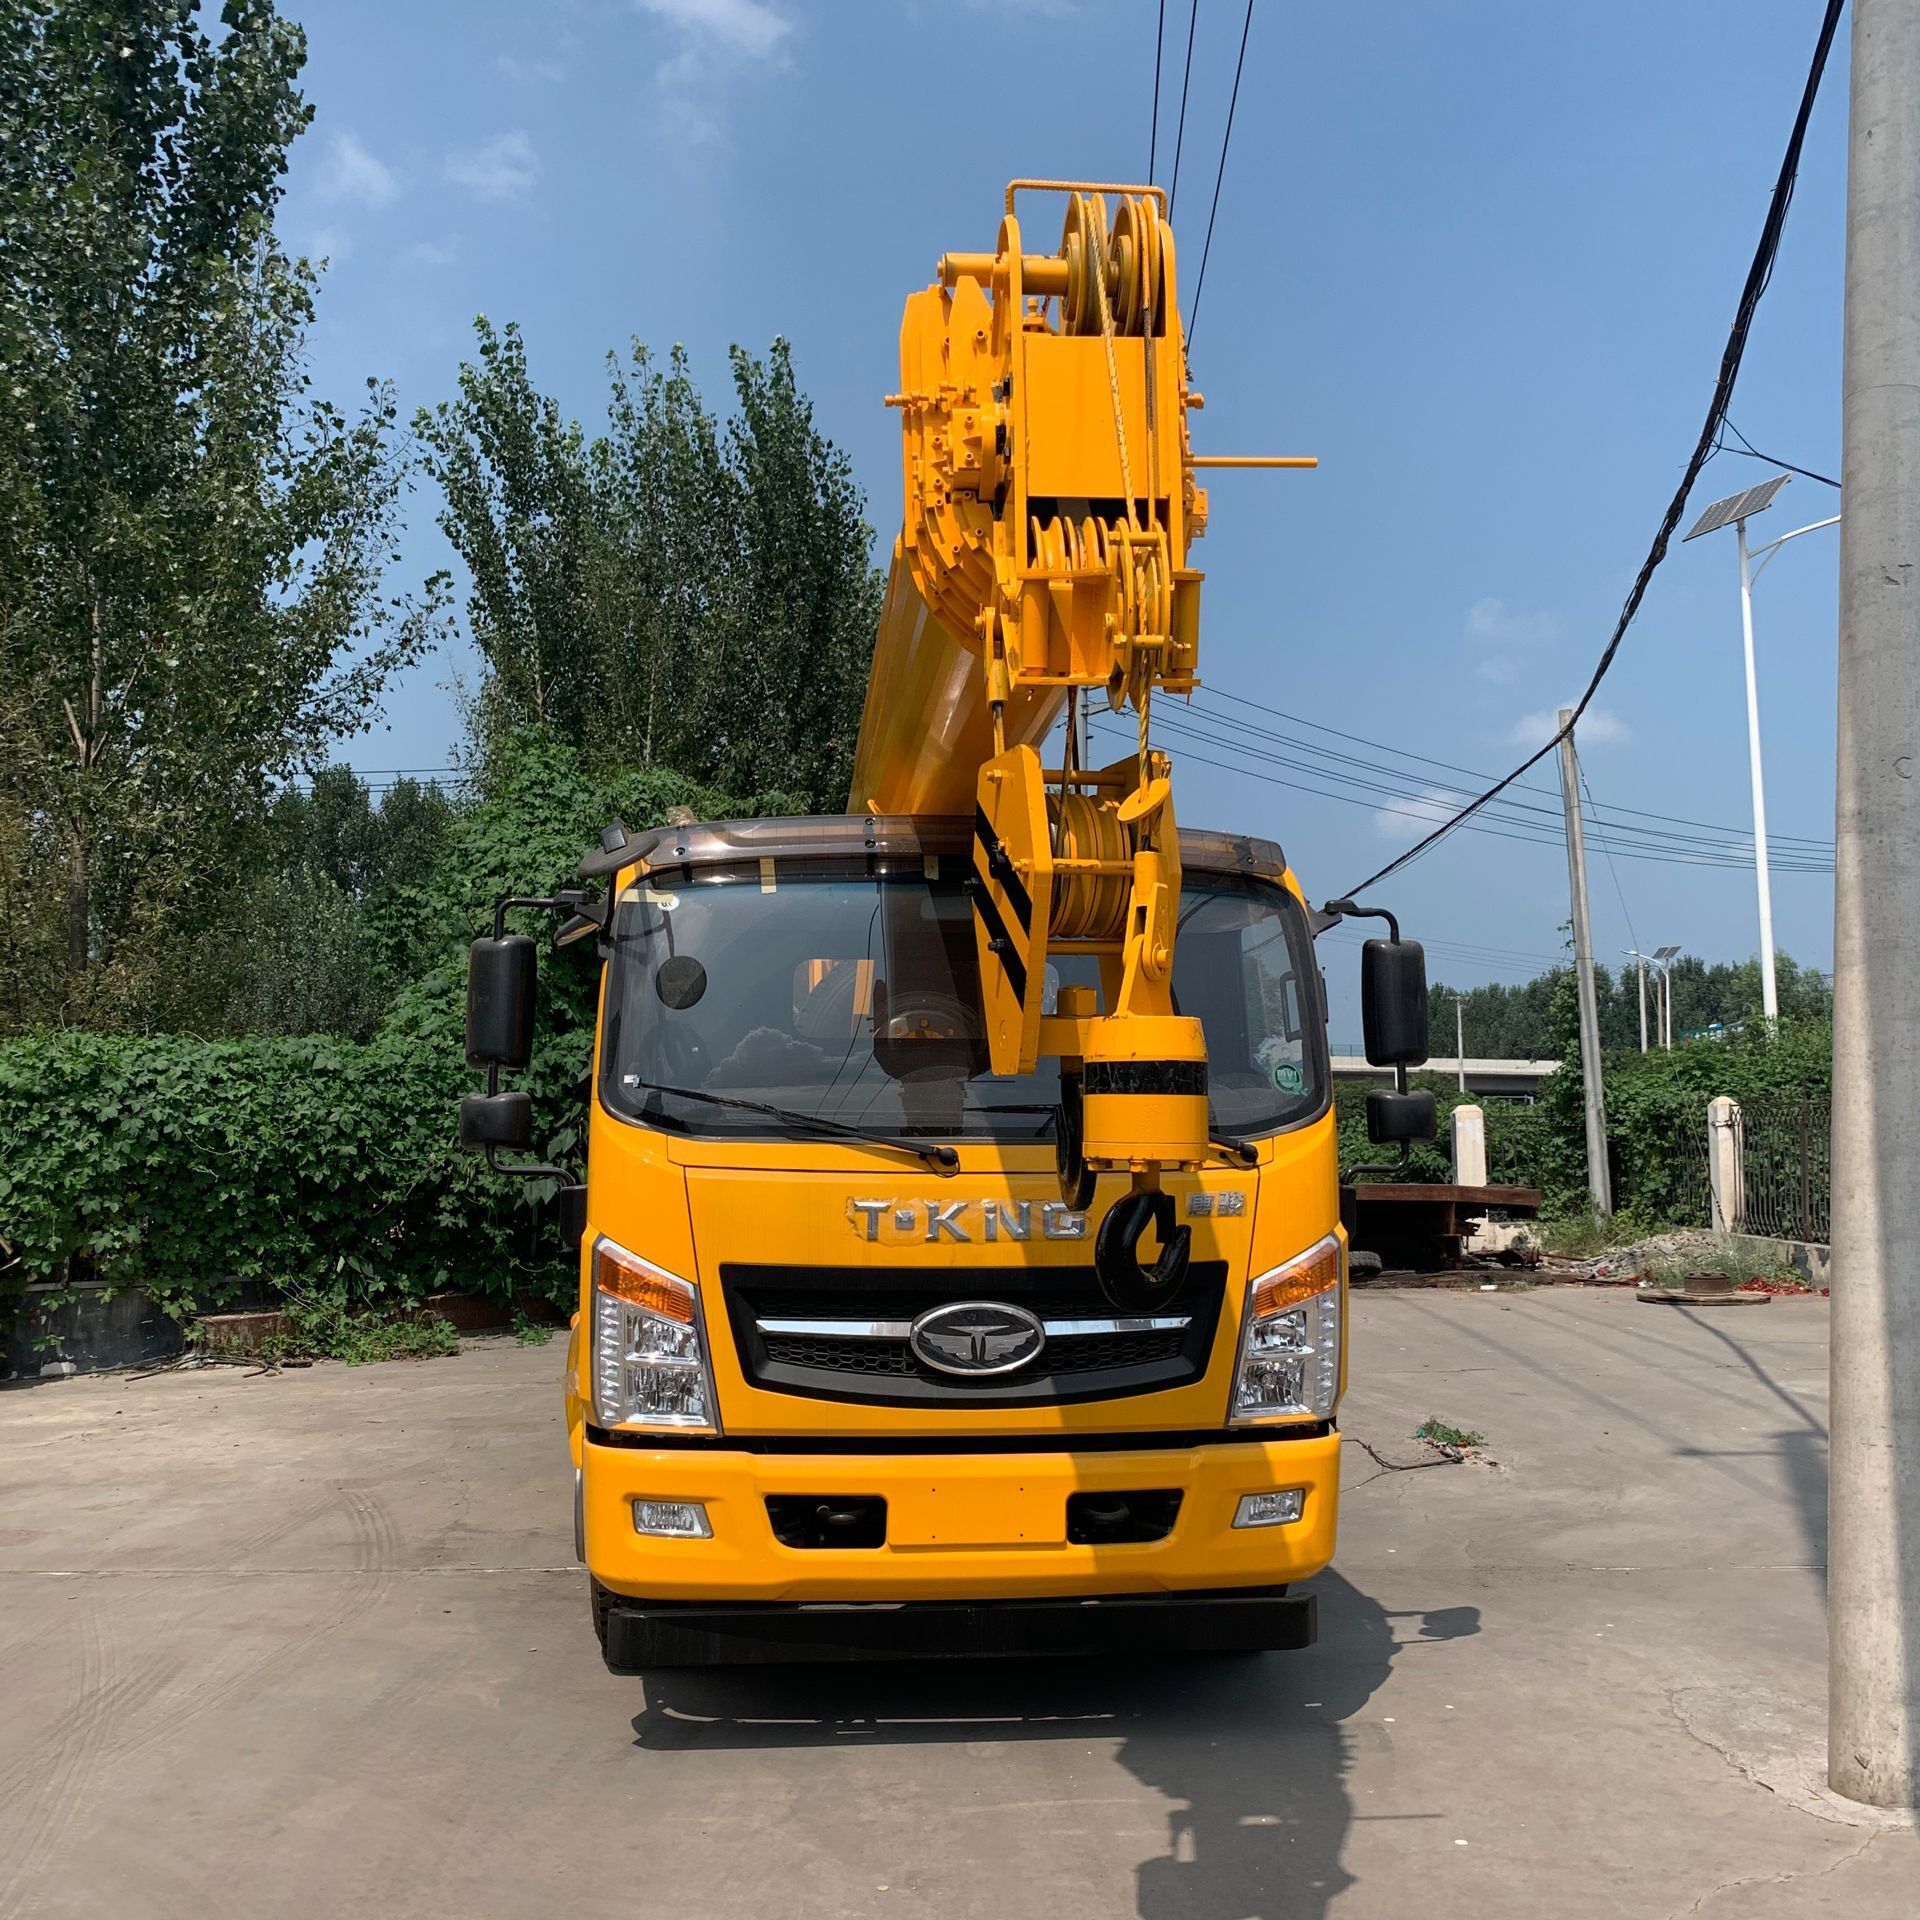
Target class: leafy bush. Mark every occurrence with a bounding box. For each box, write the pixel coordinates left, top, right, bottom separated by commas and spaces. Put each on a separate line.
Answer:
0, 733, 799, 1326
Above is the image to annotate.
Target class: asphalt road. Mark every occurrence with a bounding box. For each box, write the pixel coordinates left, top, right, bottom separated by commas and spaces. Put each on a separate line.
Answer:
3, 1289, 1914, 1919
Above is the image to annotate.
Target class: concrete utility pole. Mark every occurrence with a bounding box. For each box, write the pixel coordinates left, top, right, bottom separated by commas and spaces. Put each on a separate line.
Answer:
1556, 708, 1611, 1218
1830, 0, 1920, 1811
1637, 956, 1648, 1052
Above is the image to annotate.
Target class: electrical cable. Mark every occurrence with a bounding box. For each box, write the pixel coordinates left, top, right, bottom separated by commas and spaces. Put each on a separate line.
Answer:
1188, 681, 1835, 849
1149, 0, 1167, 182
1167, 0, 1198, 218
1580, 765, 1642, 955
1716, 415, 1841, 489
1182, 693, 1835, 854
1187, 0, 1255, 342
1337, 0, 1847, 901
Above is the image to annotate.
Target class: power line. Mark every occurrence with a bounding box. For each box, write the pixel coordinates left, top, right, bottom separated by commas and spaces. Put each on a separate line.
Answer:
1580, 765, 1642, 955
1091, 709, 1835, 871
1167, 0, 1199, 218
1187, 0, 1255, 342
1185, 689, 1834, 852
1189, 680, 1834, 849
1717, 415, 1841, 489
1149, 0, 1167, 182
1105, 700, 1836, 868
1338, 0, 1847, 901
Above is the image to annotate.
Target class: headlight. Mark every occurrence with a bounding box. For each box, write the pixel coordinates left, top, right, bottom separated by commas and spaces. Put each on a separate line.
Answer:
1230, 1233, 1342, 1424
591, 1236, 719, 1433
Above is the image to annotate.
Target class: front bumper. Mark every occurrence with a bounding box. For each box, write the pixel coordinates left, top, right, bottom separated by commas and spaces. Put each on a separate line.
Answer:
581, 1428, 1340, 1604
599, 1587, 1317, 1668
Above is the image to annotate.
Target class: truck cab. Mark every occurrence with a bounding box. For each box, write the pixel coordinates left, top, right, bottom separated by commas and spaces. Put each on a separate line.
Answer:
553, 811, 1345, 1668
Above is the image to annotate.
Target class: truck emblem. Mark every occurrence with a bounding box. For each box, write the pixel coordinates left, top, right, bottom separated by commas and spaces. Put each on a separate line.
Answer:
909, 1302, 1046, 1376
848, 1199, 1087, 1242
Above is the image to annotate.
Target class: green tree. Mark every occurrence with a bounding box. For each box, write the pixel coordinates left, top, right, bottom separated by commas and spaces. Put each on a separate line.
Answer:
418, 323, 882, 811
0, 0, 437, 1031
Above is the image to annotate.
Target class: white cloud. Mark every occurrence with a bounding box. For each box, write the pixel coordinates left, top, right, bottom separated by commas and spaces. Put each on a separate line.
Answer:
1373, 786, 1466, 840
1466, 596, 1556, 685
317, 132, 400, 209
402, 235, 460, 269
634, 0, 792, 60
444, 132, 538, 202
293, 225, 351, 265
1508, 706, 1630, 750
1466, 596, 1556, 648
632, 0, 793, 145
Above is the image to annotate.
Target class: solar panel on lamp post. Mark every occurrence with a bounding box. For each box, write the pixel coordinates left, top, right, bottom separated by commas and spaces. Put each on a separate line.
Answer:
1684, 475, 1841, 1025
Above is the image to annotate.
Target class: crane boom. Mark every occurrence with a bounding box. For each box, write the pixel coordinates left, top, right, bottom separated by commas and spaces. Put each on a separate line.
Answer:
852, 182, 1247, 1274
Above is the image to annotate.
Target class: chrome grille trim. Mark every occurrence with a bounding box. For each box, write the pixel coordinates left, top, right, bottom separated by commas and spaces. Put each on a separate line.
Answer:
753, 1314, 1191, 1340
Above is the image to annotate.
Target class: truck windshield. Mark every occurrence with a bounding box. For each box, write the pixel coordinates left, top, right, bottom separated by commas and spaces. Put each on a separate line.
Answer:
601, 861, 1326, 1143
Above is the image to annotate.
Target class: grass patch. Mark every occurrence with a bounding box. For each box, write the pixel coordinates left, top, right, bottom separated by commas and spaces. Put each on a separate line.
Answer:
512, 1310, 554, 1347
1414, 1416, 1486, 1450
193, 1293, 460, 1365
1633, 1237, 1807, 1292
1533, 1211, 1613, 1260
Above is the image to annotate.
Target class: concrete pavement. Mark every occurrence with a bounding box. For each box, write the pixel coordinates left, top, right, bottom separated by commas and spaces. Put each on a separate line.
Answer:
1, 1290, 1913, 1919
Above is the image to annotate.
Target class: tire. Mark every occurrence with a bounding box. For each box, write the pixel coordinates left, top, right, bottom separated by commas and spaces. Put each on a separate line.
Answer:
1349, 1249, 1385, 1280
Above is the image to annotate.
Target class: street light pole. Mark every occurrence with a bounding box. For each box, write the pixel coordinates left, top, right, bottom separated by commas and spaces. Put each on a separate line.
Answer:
1686, 482, 1839, 1028
1735, 517, 1780, 1023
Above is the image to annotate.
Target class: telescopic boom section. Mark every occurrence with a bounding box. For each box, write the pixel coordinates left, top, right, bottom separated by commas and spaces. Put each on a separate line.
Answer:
851, 181, 1302, 1216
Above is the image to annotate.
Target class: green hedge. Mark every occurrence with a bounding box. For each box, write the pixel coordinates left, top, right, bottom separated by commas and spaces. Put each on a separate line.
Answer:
0, 734, 802, 1326
0, 1026, 586, 1320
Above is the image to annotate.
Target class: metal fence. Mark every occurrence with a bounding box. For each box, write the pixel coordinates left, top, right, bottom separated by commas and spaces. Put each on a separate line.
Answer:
1609, 1099, 1712, 1229
1737, 1097, 1831, 1243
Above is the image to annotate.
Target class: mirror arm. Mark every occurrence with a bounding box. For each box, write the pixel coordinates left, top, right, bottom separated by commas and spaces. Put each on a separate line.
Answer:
1342, 1140, 1414, 1185
1324, 896, 1410, 1098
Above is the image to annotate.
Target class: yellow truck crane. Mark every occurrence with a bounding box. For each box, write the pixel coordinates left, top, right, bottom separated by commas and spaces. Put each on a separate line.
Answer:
460, 181, 1435, 1670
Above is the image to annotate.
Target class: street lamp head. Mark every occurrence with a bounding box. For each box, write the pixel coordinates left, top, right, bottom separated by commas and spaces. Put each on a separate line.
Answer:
1683, 473, 1789, 541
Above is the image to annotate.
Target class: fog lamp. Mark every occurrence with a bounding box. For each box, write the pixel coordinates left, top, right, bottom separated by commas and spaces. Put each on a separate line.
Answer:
1233, 1488, 1306, 1529
633, 1499, 712, 1539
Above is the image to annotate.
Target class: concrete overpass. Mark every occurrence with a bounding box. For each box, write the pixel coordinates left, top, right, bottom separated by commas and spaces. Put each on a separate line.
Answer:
1329, 1054, 1560, 1101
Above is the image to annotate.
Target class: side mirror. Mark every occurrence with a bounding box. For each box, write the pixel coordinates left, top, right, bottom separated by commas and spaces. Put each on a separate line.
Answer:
1366, 1087, 1437, 1146
1361, 938, 1429, 1067
460, 1089, 533, 1152
467, 936, 536, 1070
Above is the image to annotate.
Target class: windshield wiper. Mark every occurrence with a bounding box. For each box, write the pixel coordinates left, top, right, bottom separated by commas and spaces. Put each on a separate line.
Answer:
636, 1082, 959, 1174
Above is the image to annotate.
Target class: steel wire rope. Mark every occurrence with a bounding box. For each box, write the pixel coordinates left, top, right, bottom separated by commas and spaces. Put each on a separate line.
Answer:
1337, 0, 1847, 900
1149, 0, 1167, 181
1167, 0, 1199, 217
1187, 0, 1255, 342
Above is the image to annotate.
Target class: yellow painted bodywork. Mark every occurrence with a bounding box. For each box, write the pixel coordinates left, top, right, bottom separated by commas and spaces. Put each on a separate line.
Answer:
567, 942, 1343, 1602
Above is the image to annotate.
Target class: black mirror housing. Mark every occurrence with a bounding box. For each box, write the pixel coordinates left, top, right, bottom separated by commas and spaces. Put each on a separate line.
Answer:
467, 936, 536, 1070
460, 1090, 533, 1153
1366, 1087, 1437, 1146
1361, 938, 1429, 1067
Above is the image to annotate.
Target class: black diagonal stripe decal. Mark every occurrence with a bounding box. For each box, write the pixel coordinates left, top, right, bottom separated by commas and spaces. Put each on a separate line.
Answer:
969, 869, 1028, 1007
973, 804, 1034, 936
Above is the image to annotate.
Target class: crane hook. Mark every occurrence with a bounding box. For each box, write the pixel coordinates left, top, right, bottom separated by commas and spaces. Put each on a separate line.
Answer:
1093, 1188, 1192, 1313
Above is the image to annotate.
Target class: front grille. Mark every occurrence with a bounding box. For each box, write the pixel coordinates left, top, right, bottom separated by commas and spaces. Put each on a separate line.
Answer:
722, 1263, 1227, 1408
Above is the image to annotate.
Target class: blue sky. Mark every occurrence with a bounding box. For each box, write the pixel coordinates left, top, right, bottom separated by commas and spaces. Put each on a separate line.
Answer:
282, 0, 1849, 1032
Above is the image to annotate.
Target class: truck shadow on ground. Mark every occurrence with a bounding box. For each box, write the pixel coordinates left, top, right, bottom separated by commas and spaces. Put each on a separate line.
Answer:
631, 1573, 1479, 1919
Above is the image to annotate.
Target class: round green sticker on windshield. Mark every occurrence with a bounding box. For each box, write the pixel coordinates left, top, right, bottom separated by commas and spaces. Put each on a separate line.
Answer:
1272, 1061, 1303, 1094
